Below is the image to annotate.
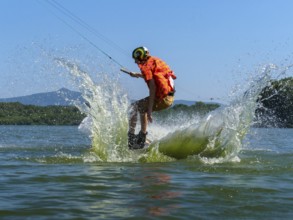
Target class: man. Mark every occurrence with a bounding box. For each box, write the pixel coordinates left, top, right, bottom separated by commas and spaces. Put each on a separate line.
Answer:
127, 46, 177, 149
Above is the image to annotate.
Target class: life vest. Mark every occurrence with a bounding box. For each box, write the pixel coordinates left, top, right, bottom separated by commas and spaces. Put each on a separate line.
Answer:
139, 56, 176, 99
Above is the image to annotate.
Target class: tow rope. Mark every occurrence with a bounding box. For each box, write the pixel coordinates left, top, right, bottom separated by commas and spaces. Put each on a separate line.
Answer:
38, 0, 127, 69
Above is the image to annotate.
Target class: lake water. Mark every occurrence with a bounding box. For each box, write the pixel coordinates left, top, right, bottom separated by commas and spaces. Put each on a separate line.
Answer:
0, 125, 292, 219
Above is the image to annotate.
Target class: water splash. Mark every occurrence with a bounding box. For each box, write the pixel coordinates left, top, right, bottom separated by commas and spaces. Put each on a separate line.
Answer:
56, 58, 284, 163
55, 58, 130, 162
141, 64, 275, 163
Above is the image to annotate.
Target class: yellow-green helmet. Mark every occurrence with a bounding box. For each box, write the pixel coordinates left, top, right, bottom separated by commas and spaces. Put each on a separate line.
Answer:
132, 46, 149, 61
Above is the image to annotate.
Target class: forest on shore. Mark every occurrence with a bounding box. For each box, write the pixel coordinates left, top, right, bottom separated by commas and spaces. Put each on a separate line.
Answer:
0, 102, 85, 125
0, 101, 219, 126
0, 77, 292, 127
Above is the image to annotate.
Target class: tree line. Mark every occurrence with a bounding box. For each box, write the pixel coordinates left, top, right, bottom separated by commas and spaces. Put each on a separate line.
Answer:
153, 101, 221, 125
1, 77, 292, 127
155, 101, 220, 118
0, 102, 85, 125
0, 101, 220, 126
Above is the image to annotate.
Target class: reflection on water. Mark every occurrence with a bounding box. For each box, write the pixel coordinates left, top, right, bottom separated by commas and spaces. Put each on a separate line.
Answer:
132, 166, 182, 217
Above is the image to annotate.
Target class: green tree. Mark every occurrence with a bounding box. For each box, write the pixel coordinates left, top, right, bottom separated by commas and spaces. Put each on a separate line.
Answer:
256, 77, 293, 128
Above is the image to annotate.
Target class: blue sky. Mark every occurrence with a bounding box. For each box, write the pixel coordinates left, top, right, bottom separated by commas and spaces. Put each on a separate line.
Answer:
1, 0, 293, 102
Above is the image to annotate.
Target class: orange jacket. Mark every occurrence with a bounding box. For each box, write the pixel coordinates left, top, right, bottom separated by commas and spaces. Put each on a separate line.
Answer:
138, 56, 176, 99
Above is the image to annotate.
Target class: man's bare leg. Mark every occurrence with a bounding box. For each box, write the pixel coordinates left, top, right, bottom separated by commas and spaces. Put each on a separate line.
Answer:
140, 112, 148, 134
129, 105, 138, 134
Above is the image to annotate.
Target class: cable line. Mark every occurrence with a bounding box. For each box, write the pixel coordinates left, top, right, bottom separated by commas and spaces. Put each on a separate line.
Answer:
38, 0, 207, 100
48, 0, 129, 57
38, 0, 126, 68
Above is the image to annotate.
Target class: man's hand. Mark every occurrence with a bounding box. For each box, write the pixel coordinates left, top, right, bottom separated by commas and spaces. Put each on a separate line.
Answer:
120, 69, 141, 78
129, 72, 140, 78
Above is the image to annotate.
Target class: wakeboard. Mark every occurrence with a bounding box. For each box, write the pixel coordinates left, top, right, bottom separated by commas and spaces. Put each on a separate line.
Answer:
131, 138, 152, 150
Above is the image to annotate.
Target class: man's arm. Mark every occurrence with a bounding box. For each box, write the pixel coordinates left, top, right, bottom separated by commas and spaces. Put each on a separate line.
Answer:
120, 68, 143, 78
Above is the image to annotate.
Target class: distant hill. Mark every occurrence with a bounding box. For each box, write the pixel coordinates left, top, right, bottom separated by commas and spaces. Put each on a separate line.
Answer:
0, 88, 203, 107
0, 88, 84, 106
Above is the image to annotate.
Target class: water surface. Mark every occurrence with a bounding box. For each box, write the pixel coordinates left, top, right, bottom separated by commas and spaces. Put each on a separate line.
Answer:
0, 126, 292, 219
